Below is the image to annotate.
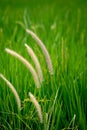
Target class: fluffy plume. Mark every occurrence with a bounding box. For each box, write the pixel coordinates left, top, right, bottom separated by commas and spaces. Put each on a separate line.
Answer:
26, 29, 53, 75
25, 43, 43, 83
5, 48, 40, 88
0, 74, 21, 110
29, 92, 43, 123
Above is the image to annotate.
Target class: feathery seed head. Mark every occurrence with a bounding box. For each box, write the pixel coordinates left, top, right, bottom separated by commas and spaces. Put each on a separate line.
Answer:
29, 92, 43, 123
25, 43, 43, 83
26, 29, 53, 75
0, 74, 21, 110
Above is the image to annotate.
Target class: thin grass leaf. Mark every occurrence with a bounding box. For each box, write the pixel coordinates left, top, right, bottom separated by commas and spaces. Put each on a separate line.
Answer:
68, 114, 76, 128
47, 87, 59, 130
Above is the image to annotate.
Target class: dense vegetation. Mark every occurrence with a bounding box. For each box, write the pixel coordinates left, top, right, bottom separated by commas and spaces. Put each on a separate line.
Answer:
0, 0, 87, 129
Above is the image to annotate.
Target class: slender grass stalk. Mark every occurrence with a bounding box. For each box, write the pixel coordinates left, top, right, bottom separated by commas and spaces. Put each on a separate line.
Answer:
25, 43, 43, 83
29, 92, 43, 123
47, 88, 59, 130
65, 47, 69, 72
0, 74, 21, 110
68, 114, 76, 128
61, 37, 64, 72
5, 48, 40, 88
26, 29, 53, 75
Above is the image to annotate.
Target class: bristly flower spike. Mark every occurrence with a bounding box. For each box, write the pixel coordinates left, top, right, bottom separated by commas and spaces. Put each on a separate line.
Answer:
29, 92, 43, 123
26, 29, 53, 75
0, 74, 21, 110
25, 43, 43, 83
5, 48, 40, 88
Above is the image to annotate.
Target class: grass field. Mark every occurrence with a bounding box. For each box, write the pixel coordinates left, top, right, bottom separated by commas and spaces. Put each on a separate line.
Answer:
0, 0, 87, 130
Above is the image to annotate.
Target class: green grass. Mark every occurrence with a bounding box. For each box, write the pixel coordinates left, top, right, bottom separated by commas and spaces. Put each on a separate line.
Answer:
0, 0, 87, 130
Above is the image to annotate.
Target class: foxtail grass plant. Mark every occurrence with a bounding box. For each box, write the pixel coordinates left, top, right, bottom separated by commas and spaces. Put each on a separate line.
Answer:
25, 43, 43, 83
0, 74, 21, 110
26, 29, 53, 75
5, 48, 40, 88
29, 92, 43, 123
